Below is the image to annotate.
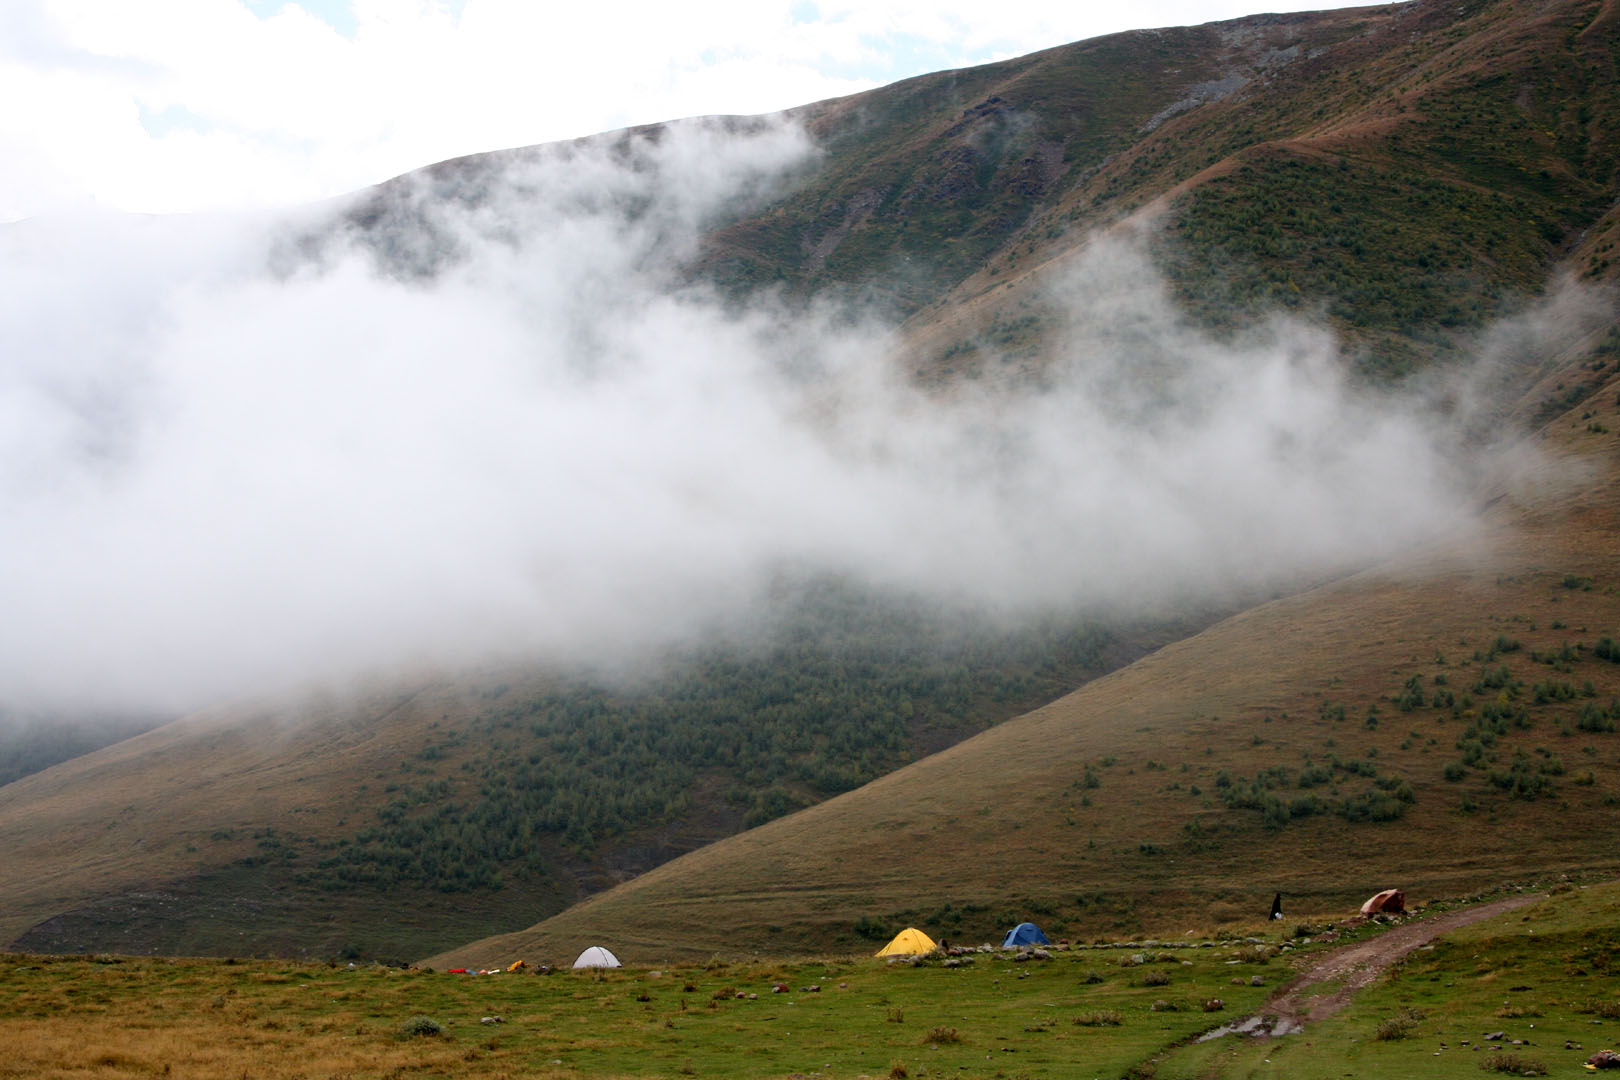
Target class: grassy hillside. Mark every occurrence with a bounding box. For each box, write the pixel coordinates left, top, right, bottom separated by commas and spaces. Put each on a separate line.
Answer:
1, 592, 1205, 962
696, 0, 1620, 379
431, 327, 1620, 967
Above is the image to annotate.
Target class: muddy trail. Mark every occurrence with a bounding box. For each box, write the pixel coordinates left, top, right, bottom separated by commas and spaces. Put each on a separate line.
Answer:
1204, 892, 1545, 1040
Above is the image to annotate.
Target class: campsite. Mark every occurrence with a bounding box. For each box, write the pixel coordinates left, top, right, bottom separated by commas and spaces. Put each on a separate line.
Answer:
4, 879, 1619, 1079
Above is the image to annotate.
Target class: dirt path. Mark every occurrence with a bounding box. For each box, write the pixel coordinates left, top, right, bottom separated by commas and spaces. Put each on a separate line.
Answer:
1206, 892, 1544, 1039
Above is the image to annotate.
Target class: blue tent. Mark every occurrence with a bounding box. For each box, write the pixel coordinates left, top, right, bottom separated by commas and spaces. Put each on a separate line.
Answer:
1001, 922, 1050, 948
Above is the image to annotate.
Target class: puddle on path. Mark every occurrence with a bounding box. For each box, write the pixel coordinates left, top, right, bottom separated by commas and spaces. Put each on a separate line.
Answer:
1196, 1014, 1302, 1040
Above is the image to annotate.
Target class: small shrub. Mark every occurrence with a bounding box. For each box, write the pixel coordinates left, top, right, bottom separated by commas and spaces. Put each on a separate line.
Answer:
1081, 970, 1105, 984
397, 1015, 444, 1039
1201, 998, 1226, 1012
1140, 969, 1171, 986
887, 1007, 905, 1023
1479, 1051, 1546, 1075
1577, 700, 1618, 732
1073, 1010, 1123, 1026
1375, 1007, 1425, 1041
1375, 1016, 1413, 1040
1494, 1004, 1542, 1018
923, 1026, 960, 1044
889, 1062, 908, 1079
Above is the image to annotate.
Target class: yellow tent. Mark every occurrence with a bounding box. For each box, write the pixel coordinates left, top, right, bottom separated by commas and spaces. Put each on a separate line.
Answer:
875, 927, 937, 957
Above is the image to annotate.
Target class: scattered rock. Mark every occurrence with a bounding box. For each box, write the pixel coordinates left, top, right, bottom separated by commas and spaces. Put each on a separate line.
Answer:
479, 1016, 504, 1024
1588, 1049, 1620, 1069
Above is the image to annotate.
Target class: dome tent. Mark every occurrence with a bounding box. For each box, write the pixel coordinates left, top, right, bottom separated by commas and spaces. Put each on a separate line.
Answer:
1359, 889, 1405, 916
1001, 922, 1050, 948
874, 927, 937, 957
572, 945, 622, 968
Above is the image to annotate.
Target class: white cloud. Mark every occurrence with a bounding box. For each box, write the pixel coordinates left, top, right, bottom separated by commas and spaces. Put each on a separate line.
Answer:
3, 0, 1378, 220
6, 115, 1593, 715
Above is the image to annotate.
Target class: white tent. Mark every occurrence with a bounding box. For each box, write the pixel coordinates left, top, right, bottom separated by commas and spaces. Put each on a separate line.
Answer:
572, 945, 621, 969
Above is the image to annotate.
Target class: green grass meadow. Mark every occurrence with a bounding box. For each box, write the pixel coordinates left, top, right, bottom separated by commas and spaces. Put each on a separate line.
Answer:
7, 881, 1620, 1079
0, 938, 1278, 1079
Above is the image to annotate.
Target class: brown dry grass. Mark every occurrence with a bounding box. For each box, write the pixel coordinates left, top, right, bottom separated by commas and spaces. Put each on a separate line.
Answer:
0, 671, 561, 951
0, 955, 627, 1080
0, 1015, 489, 1080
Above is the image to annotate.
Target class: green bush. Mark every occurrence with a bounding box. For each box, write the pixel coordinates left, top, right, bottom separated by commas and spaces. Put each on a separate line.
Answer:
397, 1016, 444, 1038
1479, 1052, 1546, 1075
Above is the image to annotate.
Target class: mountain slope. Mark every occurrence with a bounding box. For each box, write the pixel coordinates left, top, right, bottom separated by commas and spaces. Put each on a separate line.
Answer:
0, 600, 1207, 960
430, 338, 1620, 967
711, 0, 1620, 375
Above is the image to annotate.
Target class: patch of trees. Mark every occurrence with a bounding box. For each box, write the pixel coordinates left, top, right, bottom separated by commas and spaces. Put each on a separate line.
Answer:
1155, 145, 1592, 376
1213, 756, 1412, 829
298, 581, 1115, 893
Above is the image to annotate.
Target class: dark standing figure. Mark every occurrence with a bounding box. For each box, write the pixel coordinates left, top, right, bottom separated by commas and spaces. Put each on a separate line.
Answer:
1270, 892, 1284, 920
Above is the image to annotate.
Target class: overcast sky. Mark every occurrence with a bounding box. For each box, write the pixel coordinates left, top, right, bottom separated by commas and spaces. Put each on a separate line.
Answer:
2, 0, 1384, 220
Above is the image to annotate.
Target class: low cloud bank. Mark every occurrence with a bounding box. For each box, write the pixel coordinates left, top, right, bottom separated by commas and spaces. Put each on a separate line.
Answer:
0, 118, 1593, 714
